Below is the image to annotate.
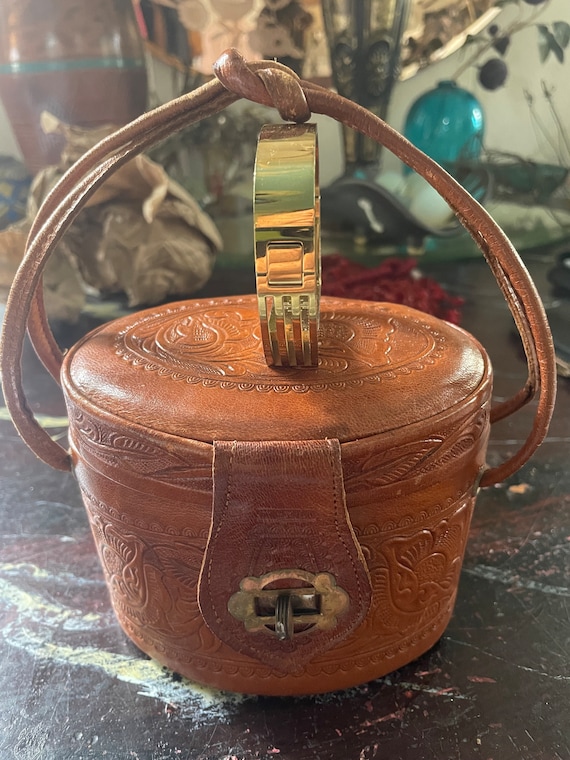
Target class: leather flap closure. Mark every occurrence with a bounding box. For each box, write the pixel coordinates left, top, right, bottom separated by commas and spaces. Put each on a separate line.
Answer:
198, 439, 372, 672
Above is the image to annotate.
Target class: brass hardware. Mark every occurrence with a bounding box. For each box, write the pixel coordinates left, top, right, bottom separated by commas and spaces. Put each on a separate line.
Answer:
274, 593, 294, 641
227, 569, 349, 640
254, 123, 320, 368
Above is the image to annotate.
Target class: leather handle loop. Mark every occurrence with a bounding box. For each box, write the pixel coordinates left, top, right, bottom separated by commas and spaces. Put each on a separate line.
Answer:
3, 80, 237, 471
0, 49, 556, 483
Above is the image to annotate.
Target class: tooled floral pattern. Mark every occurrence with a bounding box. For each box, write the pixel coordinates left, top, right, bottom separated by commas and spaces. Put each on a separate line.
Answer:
320, 500, 472, 661
353, 485, 471, 539
343, 408, 489, 495
78, 485, 211, 538
70, 407, 211, 488
82, 488, 220, 652
380, 520, 464, 614
114, 297, 445, 393
70, 401, 487, 506
82, 482, 473, 678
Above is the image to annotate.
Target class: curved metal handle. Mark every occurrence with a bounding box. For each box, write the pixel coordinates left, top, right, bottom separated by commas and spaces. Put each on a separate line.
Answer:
254, 123, 320, 367
0, 49, 556, 483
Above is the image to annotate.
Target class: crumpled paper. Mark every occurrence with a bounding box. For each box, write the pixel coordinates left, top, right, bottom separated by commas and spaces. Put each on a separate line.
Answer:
0, 112, 223, 322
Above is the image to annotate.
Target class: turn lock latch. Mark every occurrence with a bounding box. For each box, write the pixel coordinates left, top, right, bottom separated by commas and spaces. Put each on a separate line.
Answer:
227, 569, 349, 641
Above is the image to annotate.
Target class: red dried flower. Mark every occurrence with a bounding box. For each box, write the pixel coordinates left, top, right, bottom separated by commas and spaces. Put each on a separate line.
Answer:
321, 255, 464, 325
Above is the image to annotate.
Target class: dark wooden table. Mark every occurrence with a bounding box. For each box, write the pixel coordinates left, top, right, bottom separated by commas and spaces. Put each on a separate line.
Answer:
1, 251, 568, 760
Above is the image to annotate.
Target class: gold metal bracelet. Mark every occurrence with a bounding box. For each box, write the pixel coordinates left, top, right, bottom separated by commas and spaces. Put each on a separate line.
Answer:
254, 123, 320, 367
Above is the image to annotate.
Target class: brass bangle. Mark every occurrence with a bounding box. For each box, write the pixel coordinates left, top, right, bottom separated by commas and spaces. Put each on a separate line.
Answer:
254, 123, 320, 367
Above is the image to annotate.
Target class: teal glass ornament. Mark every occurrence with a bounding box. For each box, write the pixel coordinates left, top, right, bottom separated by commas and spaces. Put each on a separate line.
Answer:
403, 80, 485, 172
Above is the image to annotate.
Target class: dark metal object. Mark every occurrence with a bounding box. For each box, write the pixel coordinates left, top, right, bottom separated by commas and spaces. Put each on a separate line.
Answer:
321, 0, 411, 172
321, 177, 461, 247
274, 594, 294, 640
321, 165, 491, 247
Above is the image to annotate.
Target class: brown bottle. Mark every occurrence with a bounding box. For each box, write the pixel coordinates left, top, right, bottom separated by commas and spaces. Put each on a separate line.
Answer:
0, 0, 147, 172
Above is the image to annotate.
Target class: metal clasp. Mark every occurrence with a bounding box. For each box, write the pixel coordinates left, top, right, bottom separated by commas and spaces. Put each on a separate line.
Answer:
227, 569, 349, 641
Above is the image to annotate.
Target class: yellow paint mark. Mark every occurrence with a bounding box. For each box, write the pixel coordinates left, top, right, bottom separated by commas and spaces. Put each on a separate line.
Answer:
0, 573, 246, 711
1, 562, 51, 579
8, 624, 243, 711
508, 483, 532, 495
0, 575, 98, 626
0, 406, 68, 429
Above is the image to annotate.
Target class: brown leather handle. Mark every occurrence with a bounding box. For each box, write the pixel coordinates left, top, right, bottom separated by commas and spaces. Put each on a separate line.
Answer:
0, 49, 556, 484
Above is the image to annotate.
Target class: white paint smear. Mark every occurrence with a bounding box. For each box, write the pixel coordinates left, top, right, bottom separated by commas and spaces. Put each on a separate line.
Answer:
0, 569, 248, 723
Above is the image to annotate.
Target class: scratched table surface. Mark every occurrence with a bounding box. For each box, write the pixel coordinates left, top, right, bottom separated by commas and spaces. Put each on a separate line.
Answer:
0, 251, 568, 760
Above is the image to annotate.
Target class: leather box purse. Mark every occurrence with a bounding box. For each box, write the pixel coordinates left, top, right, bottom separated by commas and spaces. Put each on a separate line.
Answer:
1, 50, 556, 696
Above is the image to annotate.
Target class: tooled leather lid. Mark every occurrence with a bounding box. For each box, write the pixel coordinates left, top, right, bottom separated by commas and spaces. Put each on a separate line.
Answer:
62, 294, 491, 443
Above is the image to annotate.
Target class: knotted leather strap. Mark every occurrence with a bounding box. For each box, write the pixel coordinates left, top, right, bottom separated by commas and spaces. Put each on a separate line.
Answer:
198, 439, 371, 672
0, 48, 556, 486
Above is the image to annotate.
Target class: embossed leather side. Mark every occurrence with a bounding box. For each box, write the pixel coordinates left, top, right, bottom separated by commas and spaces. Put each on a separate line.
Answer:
198, 439, 372, 672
